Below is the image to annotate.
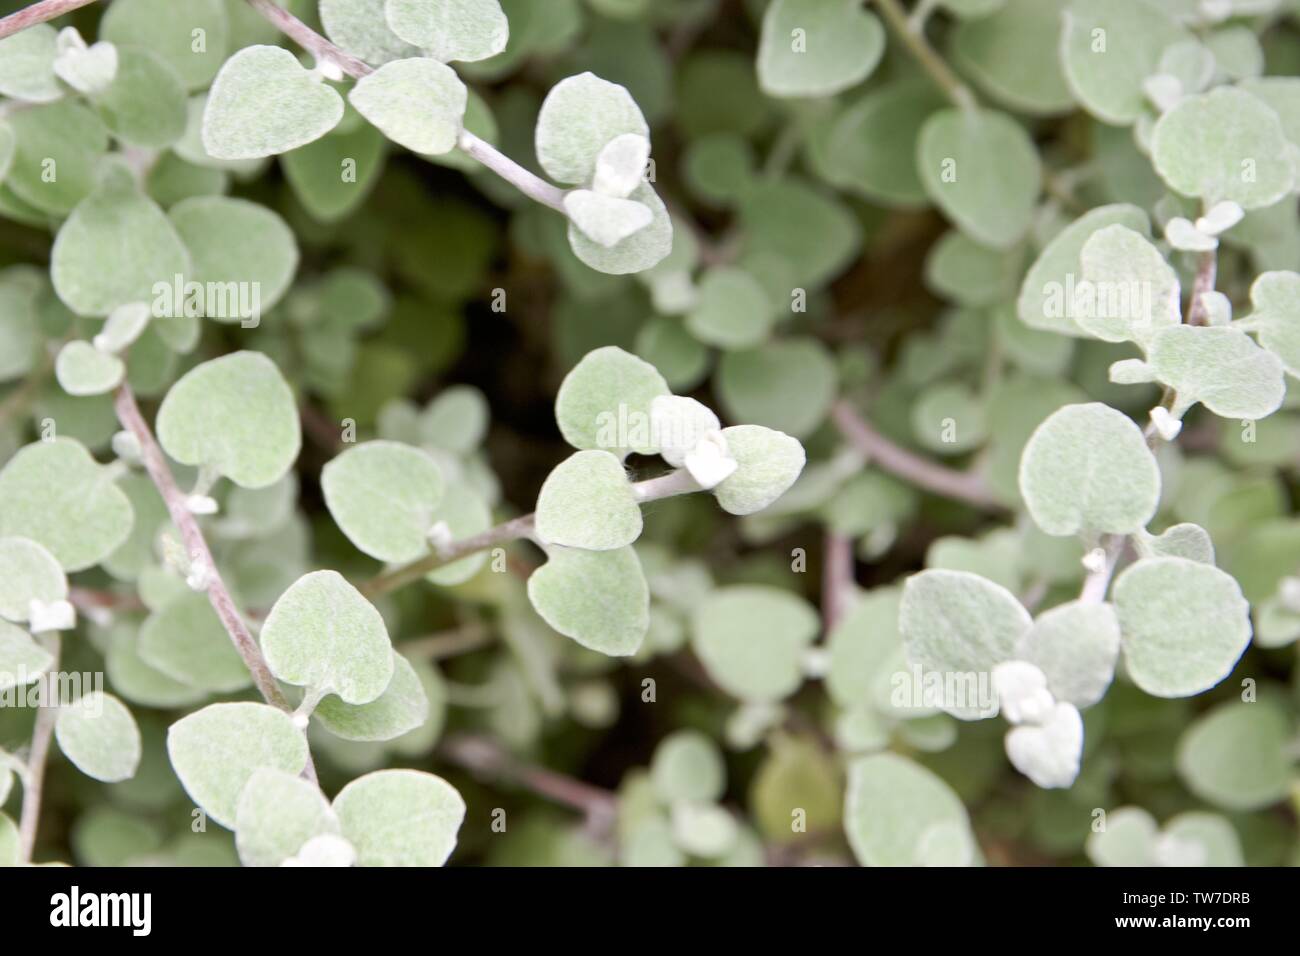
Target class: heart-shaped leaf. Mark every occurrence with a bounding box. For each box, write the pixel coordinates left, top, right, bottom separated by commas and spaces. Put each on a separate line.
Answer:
685, 266, 776, 350
711, 424, 806, 516
321, 440, 445, 564
0, 438, 134, 572
349, 57, 467, 156
535, 72, 649, 186
138, 592, 251, 693
235, 769, 339, 868
1243, 270, 1300, 376
91, 48, 188, 150
1114, 557, 1251, 698
917, 107, 1041, 250
156, 351, 301, 489
260, 570, 393, 706
1017, 204, 1150, 336
54, 691, 141, 783
1015, 600, 1120, 708
320, 0, 418, 64
1147, 325, 1285, 420
55, 341, 125, 396
99, 0, 229, 91
900, 569, 1029, 719
167, 702, 310, 829
535, 450, 642, 550
385, 0, 509, 63
691, 585, 819, 703
1135, 522, 1215, 564
567, 182, 673, 275
649, 730, 726, 803
1176, 700, 1291, 810
563, 190, 653, 248
649, 395, 721, 467
51, 164, 190, 317
844, 752, 975, 867
1152, 87, 1294, 209
333, 769, 465, 866
527, 545, 649, 656
1086, 806, 1158, 867
168, 196, 299, 319
554, 346, 669, 457
0, 537, 67, 624
1076, 224, 1181, 346
1060, 0, 1188, 124
1018, 403, 1160, 538
54, 35, 118, 95
593, 133, 651, 199
756, 0, 885, 99
314, 651, 428, 742
202, 46, 344, 160
0, 620, 55, 692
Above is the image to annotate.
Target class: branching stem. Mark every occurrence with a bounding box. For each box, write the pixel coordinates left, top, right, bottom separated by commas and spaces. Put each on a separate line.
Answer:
831, 400, 1005, 511
873, 0, 976, 110
17, 633, 59, 862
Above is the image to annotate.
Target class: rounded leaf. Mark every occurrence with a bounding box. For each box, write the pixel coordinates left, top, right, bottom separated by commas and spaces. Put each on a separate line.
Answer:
844, 752, 975, 867
1148, 325, 1286, 421
716, 339, 837, 439
55, 691, 141, 783
567, 182, 672, 275
1018, 403, 1160, 537
0, 620, 56, 692
527, 546, 649, 656
333, 769, 465, 866
756, 0, 884, 99
56, 341, 125, 396
0, 537, 67, 624
650, 729, 725, 804
1076, 224, 1180, 346
554, 345, 669, 457
156, 351, 301, 489
900, 569, 1029, 719
535, 72, 648, 186
139, 592, 251, 693
314, 651, 429, 742
260, 570, 394, 705
321, 440, 445, 563
386, 0, 509, 63
535, 450, 642, 550
1176, 701, 1291, 810
349, 57, 467, 156
166, 702, 310, 829
690, 585, 819, 703
917, 107, 1041, 250
712, 425, 806, 516
202, 46, 344, 160
1015, 600, 1120, 708
1114, 557, 1251, 698
235, 768, 339, 867
0, 438, 134, 572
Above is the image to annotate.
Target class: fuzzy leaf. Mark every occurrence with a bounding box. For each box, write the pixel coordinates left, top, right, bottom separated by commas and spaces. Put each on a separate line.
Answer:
385, 0, 509, 63
1114, 557, 1251, 698
650, 730, 726, 803
756, 0, 885, 99
1151, 87, 1294, 210
0, 438, 134, 572
202, 46, 344, 160
712, 424, 806, 516
55, 691, 141, 783
1004, 700, 1083, 789
691, 585, 819, 703
55, 341, 124, 396
321, 0, 419, 64
567, 182, 673, 275
314, 651, 428, 743
167, 702, 309, 829
349, 57, 467, 156
1018, 403, 1160, 537
1086, 806, 1158, 867
527, 546, 649, 656
1017, 204, 1150, 337
1060, 0, 1188, 125
900, 569, 1029, 720
156, 351, 301, 489
168, 196, 299, 319
91, 48, 187, 150
1015, 601, 1120, 708
716, 339, 837, 440
0, 24, 61, 102
685, 266, 776, 350
0, 537, 67, 624
1076, 225, 1180, 345
260, 570, 394, 706
99, 0, 229, 91
844, 753, 975, 866
235, 769, 339, 868
321, 440, 445, 563
554, 346, 669, 457
139, 592, 252, 693
535, 450, 642, 550
1176, 700, 1291, 811
0, 620, 55, 692
51, 165, 190, 318
917, 107, 1040, 250
1147, 325, 1285, 420
333, 769, 465, 866
1242, 270, 1300, 377
563, 190, 653, 248
535, 72, 648, 186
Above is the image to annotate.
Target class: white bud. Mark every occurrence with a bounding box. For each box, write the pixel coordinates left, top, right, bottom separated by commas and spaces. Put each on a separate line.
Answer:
1081, 547, 1108, 574
28, 598, 76, 633
592, 133, 651, 199
111, 430, 142, 465
991, 660, 1055, 726
186, 557, 212, 592
1004, 701, 1083, 789
1195, 200, 1244, 236
683, 430, 739, 490
185, 494, 219, 515
426, 520, 454, 554
1142, 74, 1183, 113
1149, 406, 1183, 441
1163, 216, 1217, 252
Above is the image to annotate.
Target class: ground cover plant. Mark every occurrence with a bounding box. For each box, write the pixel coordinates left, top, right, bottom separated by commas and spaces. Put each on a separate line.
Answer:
0, 0, 1298, 868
